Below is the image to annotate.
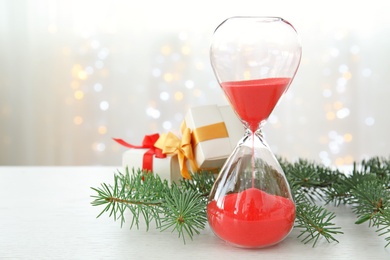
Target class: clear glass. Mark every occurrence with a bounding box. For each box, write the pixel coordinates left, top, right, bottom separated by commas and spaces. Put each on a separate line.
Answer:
207, 17, 302, 248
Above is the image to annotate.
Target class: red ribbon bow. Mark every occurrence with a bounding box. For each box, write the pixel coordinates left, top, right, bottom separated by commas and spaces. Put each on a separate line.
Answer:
113, 133, 166, 172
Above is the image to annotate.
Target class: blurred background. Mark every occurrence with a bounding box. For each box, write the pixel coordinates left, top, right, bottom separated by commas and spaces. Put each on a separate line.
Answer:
1, 0, 389, 166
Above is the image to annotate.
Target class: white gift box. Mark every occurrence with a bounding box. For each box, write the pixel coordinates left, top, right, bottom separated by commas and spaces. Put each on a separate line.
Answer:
120, 104, 244, 182
122, 149, 182, 183
184, 104, 244, 169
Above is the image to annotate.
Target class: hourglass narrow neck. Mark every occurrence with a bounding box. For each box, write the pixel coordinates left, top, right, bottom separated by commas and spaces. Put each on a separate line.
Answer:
241, 128, 268, 148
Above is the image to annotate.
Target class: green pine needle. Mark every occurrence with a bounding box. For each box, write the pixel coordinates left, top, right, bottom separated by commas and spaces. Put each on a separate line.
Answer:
159, 184, 208, 243
295, 202, 342, 246
91, 168, 210, 243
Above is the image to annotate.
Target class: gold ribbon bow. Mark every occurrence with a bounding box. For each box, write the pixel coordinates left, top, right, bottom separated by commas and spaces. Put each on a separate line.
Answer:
154, 121, 229, 179
154, 126, 199, 179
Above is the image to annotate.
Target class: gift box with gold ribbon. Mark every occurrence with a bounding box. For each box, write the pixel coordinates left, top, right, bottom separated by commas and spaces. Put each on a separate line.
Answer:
115, 104, 244, 182
154, 104, 244, 179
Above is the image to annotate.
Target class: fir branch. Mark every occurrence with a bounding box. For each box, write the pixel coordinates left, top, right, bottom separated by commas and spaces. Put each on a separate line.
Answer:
350, 179, 389, 226
346, 158, 390, 245
91, 168, 209, 243
376, 208, 390, 247
295, 201, 342, 246
159, 183, 208, 243
91, 156, 390, 247
91, 168, 166, 230
280, 159, 344, 246
280, 158, 345, 203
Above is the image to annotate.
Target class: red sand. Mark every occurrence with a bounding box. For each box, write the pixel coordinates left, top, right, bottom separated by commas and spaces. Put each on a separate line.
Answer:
207, 188, 295, 248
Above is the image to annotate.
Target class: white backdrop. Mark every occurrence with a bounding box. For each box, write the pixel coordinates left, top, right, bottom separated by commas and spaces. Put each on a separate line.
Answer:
1, 0, 389, 166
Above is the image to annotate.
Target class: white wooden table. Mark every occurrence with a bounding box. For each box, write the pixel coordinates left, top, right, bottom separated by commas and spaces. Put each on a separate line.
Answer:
0, 166, 389, 259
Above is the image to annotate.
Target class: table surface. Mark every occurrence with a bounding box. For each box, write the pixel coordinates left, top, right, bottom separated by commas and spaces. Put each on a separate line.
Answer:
0, 166, 389, 260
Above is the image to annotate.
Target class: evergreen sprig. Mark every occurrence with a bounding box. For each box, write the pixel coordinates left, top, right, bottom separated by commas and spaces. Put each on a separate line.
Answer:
91, 156, 390, 247
343, 157, 390, 247
294, 201, 341, 246
91, 168, 209, 243
279, 158, 344, 246
280, 156, 390, 247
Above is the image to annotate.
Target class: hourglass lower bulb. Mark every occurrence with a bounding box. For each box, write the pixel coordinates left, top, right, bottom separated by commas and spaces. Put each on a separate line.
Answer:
207, 17, 301, 248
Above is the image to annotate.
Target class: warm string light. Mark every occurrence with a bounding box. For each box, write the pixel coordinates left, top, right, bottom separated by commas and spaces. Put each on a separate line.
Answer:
265, 30, 378, 167
68, 38, 111, 154
145, 33, 208, 133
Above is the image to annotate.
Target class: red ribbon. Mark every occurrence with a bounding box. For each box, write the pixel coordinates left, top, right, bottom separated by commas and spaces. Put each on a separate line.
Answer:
113, 133, 166, 172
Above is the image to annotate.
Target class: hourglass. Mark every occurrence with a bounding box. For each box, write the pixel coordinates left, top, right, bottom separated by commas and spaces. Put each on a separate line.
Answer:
207, 17, 302, 248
